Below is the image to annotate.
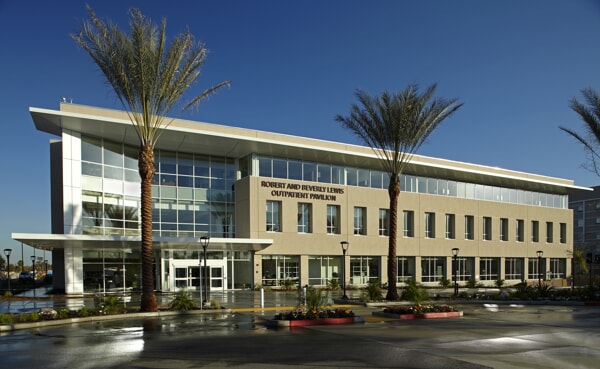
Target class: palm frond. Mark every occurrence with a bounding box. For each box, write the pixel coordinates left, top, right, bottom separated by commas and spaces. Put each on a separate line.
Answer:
71, 6, 231, 145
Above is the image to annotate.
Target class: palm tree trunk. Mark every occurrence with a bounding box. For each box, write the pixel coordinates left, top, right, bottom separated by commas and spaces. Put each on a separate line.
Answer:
139, 144, 158, 312
386, 174, 400, 300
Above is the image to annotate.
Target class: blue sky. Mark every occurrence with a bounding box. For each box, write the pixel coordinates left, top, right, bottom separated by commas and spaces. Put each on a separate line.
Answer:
1, 0, 600, 263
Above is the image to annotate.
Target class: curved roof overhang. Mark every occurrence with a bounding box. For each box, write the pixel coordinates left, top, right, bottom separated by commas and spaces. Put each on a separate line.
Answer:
30, 104, 591, 194
11, 233, 272, 253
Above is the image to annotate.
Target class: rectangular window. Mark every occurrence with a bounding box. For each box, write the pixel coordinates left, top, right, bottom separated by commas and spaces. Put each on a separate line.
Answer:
532, 220, 539, 242
379, 209, 389, 236
546, 222, 553, 243
500, 218, 509, 241
445, 214, 455, 239
480, 258, 499, 281
483, 216, 492, 241
421, 257, 444, 282
424, 212, 435, 239
327, 205, 340, 234
549, 258, 566, 279
560, 223, 567, 243
516, 219, 524, 242
528, 257, 544, 280
354, 207, 367, 235
464, 215, 474, 240
266, 201, 281, 232
403, 210, 414, 237
505, 258, 523, 280
297, 203, 312, 233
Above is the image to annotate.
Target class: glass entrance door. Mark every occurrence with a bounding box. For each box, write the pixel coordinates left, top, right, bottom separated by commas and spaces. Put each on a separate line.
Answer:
174, 266, 201, 290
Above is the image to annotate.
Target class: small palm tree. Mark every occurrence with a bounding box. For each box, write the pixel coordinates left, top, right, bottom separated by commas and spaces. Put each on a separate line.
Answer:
72, 6, 230, 311
336, 84, 462, 300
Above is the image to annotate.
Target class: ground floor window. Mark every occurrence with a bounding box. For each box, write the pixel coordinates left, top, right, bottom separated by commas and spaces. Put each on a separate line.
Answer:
421, 257, 444, 282
261, 255, 299, 286
82, 249, 141, 293
349, 256, 379, 285
528, 257, 545, 281
308, 256, 340, 286
396, 256, 415, 282
479, 257, 499, 281
549, 258, 566, 279
454, 257, 473, 282
505, 258, 523, 280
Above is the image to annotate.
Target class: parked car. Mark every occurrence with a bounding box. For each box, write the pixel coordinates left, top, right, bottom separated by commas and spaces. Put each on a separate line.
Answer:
19, 271, 34, 282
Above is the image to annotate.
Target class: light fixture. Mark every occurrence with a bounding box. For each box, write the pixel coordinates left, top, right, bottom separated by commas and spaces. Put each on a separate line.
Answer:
200, 236, 210, 305
340, 241, 349, 300
452, 248, 459, 297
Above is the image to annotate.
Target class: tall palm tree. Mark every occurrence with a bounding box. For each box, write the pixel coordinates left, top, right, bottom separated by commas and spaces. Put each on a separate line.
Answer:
336, 84, 462, 300
561, 88, 600, 176
72, 6, 230, 311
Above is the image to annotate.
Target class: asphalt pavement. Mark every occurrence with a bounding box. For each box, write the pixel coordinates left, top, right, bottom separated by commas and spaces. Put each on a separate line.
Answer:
1, 288, 600, 368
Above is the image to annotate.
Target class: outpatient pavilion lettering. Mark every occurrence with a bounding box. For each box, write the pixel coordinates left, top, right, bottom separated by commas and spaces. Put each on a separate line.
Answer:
261, 181, 344, 201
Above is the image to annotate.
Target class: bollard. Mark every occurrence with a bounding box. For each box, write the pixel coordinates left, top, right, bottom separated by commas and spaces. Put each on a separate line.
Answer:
260, 288, 264, 308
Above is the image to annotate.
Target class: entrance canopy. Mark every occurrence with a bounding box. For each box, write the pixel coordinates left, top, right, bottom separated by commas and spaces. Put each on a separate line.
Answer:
12, 233, 273, 252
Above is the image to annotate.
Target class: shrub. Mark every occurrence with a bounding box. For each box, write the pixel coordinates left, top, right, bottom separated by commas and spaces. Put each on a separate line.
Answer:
402, 279, 429, 305
3, 291, 13, 297
495, 278, 505, 288
466, 278, 478, 288
439, 278, 451, 288
99, 296, 125, 315
169, 290, 197, 311
0, 313, 14, 324
365, 279, 382, 302
280, 278, 296, 291
302, 286, 328, 311
327, 278, 340, 290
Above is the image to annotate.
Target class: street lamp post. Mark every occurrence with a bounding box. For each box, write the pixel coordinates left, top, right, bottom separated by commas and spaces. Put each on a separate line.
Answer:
452, 248, 460, 297
30, 255, 36, 297
536, 250, 543, 287
200, 236, 210, 306
340, 241, 349, 300
4, 249, 12, 294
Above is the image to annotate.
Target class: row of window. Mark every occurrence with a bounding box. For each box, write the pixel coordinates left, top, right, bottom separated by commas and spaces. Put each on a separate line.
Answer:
266, 200, 567, 244
260, 254, 567, 286
256, 155, 567, 209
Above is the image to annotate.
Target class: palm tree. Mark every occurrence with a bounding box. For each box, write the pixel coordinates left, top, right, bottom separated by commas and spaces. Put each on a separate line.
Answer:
560, 88, 600, 175
72, 6, 230, 311
336, 84, 462, 300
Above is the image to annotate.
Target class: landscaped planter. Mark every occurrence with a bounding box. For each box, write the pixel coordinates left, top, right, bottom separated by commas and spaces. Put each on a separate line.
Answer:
372, 311, 463, 320
266, 316, 363, 328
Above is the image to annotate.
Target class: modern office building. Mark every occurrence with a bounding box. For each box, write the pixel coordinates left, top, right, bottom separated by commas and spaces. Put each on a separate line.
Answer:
569, 185, 600, 284
12, 103, 587, 295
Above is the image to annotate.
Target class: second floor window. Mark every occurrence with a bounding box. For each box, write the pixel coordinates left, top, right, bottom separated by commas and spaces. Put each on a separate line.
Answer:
404, 210, 414, 237
266, 201, 281, 232
483, 216, 492, 241
500, 218, 509, 241
516, 219, 524, 242
327, 205, 340, 234
465, 215, 474, 240
297, 203, 312, 233
425, 212, 435, 238
354, 207, 366, 235
546, 221, 553, 243
379, 209, 389, 236
445, 214, 455, 239
560, 222, 567, 243
532, 220, 539, 242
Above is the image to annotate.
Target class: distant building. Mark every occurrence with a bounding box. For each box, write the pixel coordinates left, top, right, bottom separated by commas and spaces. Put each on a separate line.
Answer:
569, 185, 600, 285
13, 103, 588, 294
